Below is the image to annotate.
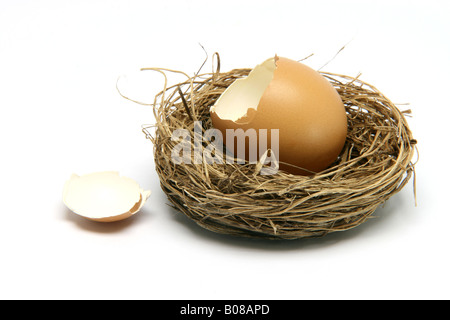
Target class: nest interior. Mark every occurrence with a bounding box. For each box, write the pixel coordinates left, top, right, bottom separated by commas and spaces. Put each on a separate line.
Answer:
137, 55, 417, 240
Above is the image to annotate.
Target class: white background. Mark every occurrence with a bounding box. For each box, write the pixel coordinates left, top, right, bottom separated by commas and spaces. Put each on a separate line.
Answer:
0, 0, 448, 300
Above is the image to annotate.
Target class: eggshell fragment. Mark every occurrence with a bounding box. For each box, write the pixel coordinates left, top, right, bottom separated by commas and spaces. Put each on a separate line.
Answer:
63, 171, 151, 222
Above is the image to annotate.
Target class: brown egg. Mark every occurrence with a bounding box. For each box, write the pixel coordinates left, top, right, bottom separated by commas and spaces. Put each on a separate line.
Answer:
210, 56, 348, 175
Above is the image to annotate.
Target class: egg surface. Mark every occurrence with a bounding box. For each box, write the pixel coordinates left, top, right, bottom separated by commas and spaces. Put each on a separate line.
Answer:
210, 56, 348, 175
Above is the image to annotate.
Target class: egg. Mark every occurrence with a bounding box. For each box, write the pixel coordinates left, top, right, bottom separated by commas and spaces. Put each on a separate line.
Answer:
63, 171, 151, 222
210, 55, 348, 175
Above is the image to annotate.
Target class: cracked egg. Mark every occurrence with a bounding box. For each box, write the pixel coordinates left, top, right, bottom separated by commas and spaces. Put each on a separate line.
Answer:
210, 55, 348, 175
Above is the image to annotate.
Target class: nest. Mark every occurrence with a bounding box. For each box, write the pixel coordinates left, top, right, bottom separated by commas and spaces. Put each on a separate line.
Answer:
134, 54, 417, 240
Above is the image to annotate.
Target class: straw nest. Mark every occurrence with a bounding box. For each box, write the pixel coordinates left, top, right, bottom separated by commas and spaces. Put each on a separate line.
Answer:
131, 54, 417, 240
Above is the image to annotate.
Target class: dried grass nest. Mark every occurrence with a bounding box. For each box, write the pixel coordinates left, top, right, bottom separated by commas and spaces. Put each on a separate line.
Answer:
132, 54, 418, 240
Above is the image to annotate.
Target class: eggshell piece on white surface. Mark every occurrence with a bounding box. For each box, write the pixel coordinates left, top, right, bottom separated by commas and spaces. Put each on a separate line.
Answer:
63, 171, 151, 222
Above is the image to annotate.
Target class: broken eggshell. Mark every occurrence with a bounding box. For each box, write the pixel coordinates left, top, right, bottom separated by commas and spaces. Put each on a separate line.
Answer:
63, 171, 151, 222
210, 55, 348, 175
